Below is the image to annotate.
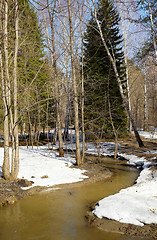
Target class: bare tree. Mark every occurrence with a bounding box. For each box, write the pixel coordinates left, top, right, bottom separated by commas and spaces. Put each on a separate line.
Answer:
0, 0, 10, 179
117, 0, 132, 131
68, 0, 81, 165
45, 0, 64, 157
1, 0, 19, 180
11, 0, 19, 179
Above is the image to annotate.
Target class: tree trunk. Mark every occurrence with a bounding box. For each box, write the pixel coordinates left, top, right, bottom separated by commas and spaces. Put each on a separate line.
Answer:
118, 1, 132, 131
11, 0, 19, 179
0, 41, 10, 179
144, 62, 149, 131
2, 0, 11, 179
81, 23, 85, 164
68, 0, 81, 165
46, 2, 64, 157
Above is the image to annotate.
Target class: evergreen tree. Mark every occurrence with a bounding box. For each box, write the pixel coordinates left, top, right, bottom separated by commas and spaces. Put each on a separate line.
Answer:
17, 0, 49, 137
0, 0, 50, 143
84, 0, 127, 138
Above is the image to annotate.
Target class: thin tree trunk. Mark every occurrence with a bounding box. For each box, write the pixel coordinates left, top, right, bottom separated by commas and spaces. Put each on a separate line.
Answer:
81, 24, 85, 164
68, 0, 81, 165
2, 0, 11, 179
46, 87, 50, 149
144, 62, 149, 131
11, 0, 19, 179
91, 2, 144, 147
118, 1, 132, 131
107, 67, 118, 159
46, 3, 64, 156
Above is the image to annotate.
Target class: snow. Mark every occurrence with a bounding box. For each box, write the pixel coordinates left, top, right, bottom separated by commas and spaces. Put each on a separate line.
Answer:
138, 130, 157, 140
91, 142, 157, 226
85, 142, 115, 156
0, 145, 88, 188
93, 168, 157, 226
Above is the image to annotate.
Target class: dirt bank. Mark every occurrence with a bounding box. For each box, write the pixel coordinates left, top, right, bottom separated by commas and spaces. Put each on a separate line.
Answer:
87, 212, 157, 240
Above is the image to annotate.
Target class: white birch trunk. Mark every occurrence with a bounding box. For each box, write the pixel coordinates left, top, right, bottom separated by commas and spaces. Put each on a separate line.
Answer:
2, 0, 11, 179
144, 62, 149, 131
11, 0, 19, 179
68, 0, 81, 165
46, 2, 64, 156
118, 1, 132, 131
81, 23, 85, 164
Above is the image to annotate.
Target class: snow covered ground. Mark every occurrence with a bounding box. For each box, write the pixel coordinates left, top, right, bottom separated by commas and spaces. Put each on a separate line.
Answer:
90, 141, 157, 227
0, 145, 88, 188
137, 130, 157, 140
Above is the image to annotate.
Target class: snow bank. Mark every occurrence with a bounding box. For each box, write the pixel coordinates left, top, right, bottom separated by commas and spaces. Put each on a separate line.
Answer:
0, 146, 88, 188
93, 167, 157, 226
93, 144, 157, 226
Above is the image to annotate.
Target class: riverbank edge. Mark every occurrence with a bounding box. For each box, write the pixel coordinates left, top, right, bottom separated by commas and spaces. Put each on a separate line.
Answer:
86, 206, 157, 239
0, 155, 112, 208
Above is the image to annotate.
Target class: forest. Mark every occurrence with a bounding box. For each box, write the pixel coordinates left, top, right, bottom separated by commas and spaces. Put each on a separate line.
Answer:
0, 0, 157, 239
0, 0, 156, 180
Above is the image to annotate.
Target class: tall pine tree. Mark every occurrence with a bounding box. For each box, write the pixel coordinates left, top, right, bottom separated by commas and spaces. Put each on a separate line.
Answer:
84, 0, 127, 138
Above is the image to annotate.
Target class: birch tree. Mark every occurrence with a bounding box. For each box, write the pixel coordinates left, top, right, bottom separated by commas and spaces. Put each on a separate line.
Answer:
117, 0, 132, 131
68, 0, 81, 165
1, 0, 19, 180
45, 0, 64, 157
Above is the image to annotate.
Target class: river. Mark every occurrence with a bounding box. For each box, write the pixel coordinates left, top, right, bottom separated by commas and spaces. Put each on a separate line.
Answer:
0, 157, 140, 240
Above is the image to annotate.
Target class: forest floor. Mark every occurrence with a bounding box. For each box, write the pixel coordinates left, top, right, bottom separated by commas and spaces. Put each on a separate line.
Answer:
0, 134, 157, 239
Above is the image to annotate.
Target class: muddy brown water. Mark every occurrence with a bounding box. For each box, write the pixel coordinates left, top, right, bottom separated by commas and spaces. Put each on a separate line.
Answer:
0, 158, 140, 240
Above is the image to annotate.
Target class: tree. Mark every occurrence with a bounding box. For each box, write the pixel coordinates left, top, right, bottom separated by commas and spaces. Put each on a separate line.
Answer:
84, 0, 127, 139
17, 0, 49, 145
128, 61, 145, 129
68, 0, 82, 165
44, 0, 64, 157
1, 0, 19, 180
1, 0, 50, 179
135, 0, 157, 63
89, 0, 144, 147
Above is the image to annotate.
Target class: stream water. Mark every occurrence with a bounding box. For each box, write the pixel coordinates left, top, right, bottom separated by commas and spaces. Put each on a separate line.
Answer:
0, 158, 140, 240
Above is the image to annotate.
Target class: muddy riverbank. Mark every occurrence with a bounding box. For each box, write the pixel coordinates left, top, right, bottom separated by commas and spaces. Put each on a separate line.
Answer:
87, 211, 157, 239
